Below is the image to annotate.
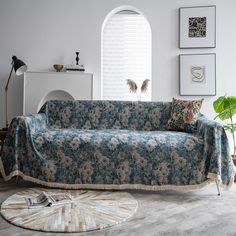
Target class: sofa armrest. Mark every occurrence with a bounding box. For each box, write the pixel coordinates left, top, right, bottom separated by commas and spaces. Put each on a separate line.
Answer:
197, 115, 235, 187
5, 113, 47, 147
13, 113, 47, 133
0, 114, 47, 178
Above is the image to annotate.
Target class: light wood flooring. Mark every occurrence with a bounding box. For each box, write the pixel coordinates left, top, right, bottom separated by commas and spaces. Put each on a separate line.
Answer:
0, 178, 236, 236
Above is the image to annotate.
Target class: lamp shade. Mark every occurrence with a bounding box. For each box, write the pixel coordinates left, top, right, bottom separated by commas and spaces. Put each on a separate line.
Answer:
12, 56, 27, 75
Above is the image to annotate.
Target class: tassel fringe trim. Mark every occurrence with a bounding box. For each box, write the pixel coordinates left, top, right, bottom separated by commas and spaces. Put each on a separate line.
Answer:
0, 160, 234, 191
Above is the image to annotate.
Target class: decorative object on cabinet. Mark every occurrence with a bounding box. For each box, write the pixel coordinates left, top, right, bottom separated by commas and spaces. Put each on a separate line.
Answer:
75, 51, 79, 65
3, 56, 27, 131
66, 52, 85, 72
179, 6, 216, 48
179, 53, 216, 96
53, 64, 63, 72
66, 64, 85, 72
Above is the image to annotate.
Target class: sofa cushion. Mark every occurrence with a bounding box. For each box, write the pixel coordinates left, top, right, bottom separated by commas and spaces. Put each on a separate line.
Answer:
166, 98, 203, 132
44, 100, 172, 131
31, 128, 204, 185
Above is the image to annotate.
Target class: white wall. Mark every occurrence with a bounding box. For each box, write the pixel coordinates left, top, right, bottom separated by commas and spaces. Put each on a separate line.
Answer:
0, 0, 236, 129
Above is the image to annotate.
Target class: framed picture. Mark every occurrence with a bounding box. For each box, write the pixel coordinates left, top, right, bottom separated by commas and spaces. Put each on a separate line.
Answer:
179, 6, 216, 48
179, 53, 216, 96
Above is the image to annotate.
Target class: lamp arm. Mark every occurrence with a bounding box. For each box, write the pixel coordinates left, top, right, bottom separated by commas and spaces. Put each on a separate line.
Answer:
5, 64, 14, 130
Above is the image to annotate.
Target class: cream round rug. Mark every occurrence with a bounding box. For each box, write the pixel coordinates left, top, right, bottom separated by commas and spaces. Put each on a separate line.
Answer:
1, 188, 138, 232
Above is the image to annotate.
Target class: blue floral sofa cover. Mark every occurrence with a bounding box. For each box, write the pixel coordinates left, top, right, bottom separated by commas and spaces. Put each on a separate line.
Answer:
0, 100, 235, 190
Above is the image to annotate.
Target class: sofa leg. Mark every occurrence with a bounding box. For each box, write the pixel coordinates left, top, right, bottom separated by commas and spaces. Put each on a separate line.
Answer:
215, 180, 221, 196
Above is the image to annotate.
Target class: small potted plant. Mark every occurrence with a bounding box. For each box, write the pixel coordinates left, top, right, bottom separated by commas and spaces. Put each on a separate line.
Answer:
213, 95, 236, 169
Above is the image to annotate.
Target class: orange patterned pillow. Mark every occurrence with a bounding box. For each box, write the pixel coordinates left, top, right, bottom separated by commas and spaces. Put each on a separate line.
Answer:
166, 98, 203, 132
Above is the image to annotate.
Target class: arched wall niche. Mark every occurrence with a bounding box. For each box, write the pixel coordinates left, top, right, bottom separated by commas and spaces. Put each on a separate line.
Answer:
23, 71, 93, 115
37, 90, 74, 112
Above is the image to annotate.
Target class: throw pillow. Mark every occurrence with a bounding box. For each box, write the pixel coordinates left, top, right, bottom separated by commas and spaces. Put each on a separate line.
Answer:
166, 98, 203, 132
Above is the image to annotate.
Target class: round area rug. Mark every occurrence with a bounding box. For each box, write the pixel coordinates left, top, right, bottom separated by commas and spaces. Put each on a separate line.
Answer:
1, 188, 138, 233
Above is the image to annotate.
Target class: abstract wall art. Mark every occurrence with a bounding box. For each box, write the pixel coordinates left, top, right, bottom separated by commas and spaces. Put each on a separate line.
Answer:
179, 54, 216, 96
179, 6, 216, 48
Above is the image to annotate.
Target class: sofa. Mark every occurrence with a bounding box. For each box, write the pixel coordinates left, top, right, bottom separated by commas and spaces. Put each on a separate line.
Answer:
0, 100, 235, 190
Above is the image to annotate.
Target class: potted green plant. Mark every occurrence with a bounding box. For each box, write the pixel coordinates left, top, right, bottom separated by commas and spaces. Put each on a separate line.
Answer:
213, 95, 236, 168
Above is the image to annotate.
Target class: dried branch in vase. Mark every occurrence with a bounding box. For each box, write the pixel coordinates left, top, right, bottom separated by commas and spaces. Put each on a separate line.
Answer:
141, 79, 150, 93
126, 79, 138, 93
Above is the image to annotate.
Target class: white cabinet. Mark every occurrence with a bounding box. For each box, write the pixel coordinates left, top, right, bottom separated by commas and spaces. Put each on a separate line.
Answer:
23, 71, 93, 115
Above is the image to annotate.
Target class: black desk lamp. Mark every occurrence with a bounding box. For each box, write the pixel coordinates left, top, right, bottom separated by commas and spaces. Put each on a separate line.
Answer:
3, 56, 27, 130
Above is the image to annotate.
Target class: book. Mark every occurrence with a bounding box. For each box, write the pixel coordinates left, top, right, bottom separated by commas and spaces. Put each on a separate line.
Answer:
25, 191, 72, 208
66, 68, 85, 71
66, 64, 85, 72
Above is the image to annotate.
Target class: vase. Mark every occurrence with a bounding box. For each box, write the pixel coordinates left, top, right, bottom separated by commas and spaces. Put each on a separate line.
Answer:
75, 52, 80, 65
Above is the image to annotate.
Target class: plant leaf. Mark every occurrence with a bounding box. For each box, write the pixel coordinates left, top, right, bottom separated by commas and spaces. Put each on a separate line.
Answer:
213, 96, 236, 121
227, 96, 236, 116
217, 110, 231, 121
213, 96, 227, 113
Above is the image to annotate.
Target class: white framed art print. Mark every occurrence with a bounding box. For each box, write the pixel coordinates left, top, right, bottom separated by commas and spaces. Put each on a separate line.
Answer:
179, 53, 216, 96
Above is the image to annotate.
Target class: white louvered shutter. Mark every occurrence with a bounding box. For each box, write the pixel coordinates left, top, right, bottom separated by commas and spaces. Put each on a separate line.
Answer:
102, 11, 152, 101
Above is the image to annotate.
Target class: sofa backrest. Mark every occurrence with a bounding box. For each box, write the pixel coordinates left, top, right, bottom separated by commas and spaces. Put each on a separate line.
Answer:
42, 100, 171, 131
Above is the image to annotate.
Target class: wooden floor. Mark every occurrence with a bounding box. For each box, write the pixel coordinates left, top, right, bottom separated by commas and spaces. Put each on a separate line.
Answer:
0, 178, 236, 236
